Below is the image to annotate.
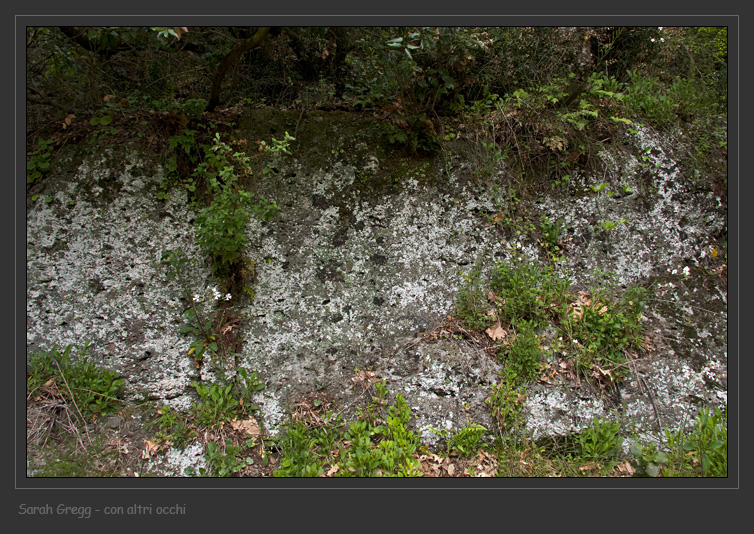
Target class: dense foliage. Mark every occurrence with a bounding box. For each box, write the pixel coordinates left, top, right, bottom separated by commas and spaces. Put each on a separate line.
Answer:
26, 26, 727, 145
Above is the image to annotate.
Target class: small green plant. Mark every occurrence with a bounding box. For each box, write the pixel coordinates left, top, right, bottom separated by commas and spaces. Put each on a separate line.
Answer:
257, 131, 296, 176
663, 405, 727, 477
191, 381, 240, 429
569, 286, 646, 380
476, 139, 505, 178
27, 138, 54, 185
89, 114, 113, 126
486, 372, 527, 433
274, 386, 422, 477
203, 440, 254, 477
162, 249, 227, 368
624, 70, 679, 128
575, 418, 623, 462
153, 405, 195, 449
193, 134, 279, 276
600, 217, 628, 230
273, 419, 328, 477
539, 215, 567, 251
455, 269, 494, 330
551, 174, 570, 189
498, 320, 542, 383
440, 424, 488, 458
336, 393, 422, 477
490, 257, 571, 326
190, 369, 264, 430
590, 182, 608, 193
629, 442, 668, 477
27, 342, 124, 420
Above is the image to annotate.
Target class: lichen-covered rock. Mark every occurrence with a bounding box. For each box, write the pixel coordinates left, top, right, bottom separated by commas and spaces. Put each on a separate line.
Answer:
25, 110, 727, 471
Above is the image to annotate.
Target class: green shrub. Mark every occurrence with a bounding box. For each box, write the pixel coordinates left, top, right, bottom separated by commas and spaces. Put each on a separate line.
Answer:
27, 138, 54, 185
498, 319, 542, 383
490, 257, 571, 325
663, 405, 727, 477
486, 373, 528, 432
27, 341, 124, 419
574, 418, 623, 462
624, 70, 678, 128
274, 386, 422, 477
569, 286, 646, 378
193, 134, 280, 275
455, 269, 494, 330
438, 423, 488, 458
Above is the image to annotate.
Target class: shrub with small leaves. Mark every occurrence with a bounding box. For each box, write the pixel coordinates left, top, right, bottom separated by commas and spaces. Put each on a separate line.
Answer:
498, 319, 542, 383
486, 373, 528, 432
193, 134, 279, 275
27, 138, 54, 185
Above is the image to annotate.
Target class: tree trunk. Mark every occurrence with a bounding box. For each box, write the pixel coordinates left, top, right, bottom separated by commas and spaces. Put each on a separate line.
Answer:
206, 27, 271, 112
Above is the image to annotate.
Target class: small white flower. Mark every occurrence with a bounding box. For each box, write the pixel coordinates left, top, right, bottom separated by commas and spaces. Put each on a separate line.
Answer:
573, 339, 579, 345
660, 37, 665, 43
682, 266, 690, 276
671, 269, 677, 275
192, 294, 201, 302
650, 38, 656, 42
225, 293, 232, 301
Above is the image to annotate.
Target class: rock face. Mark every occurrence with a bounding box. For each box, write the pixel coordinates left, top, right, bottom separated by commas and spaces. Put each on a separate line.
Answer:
26, 109, 728, 466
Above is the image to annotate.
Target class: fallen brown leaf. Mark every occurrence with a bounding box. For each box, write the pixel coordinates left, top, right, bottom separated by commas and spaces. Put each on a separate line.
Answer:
142, 439, 160, 459
230, 417, 260, 437
486, 323, 508, 341
579, 461, 601, 472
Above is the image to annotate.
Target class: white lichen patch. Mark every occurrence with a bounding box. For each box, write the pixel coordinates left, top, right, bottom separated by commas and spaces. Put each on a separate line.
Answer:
146, 441, 207, 477
525, 387, 607, 441
26, 150, 206, 402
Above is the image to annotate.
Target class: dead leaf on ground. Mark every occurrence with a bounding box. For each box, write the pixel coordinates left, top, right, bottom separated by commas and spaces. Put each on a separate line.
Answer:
221, 323, 236, 335
230, 417, 260, 437
579, 461, 601, 472
617, 461, 636, 477
486, 323, 508, 342
570, 291, 592, 320
62, 114, 75, 129
142, 439, 160, 459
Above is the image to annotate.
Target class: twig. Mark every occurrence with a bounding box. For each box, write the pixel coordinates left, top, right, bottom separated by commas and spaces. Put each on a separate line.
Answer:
53, 360, 91, 448
639, 376, 665, 435
647, 297, 724, 316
